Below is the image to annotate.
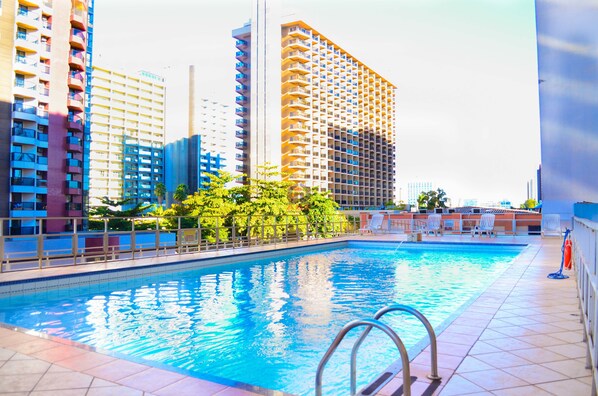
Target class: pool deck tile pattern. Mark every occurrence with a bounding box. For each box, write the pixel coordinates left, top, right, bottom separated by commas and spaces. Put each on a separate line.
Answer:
0, 235, 593, 395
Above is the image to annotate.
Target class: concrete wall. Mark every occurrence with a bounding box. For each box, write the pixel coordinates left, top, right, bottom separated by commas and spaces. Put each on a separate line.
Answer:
536, 0, 598, 221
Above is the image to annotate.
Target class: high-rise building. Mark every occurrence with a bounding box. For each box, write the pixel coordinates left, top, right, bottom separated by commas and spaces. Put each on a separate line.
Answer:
196, 98, 236, 176
233, 19, 396, 209
1, 0, 94, 234
88, 66, 165, 209
408, 182, 433, 206
535, 0, 598, 222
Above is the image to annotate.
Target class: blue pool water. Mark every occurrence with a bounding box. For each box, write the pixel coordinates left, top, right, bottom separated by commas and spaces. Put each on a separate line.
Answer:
0, 242, 523, 395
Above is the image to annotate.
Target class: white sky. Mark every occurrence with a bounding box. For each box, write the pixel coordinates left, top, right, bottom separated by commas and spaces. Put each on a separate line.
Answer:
93, 0, 541, 206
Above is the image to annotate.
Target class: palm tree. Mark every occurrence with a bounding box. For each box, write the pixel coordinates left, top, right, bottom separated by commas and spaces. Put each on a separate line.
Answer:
154, 182, 166, 206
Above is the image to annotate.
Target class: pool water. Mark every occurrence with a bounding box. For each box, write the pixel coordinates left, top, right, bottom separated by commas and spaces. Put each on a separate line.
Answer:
0, 242, 523, 395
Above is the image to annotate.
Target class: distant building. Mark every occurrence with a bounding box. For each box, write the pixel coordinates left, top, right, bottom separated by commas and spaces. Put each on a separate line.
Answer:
536, 1, 598, 221
1, 0, 94, 234
89, 66, 166, 209
407, 182, 433, 206
233, 16, 397, 209
196, 98, 236, 176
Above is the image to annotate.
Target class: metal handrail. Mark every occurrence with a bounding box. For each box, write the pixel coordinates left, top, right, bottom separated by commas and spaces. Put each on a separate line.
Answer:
315, 318, 411, 396
350, 305, 441, 394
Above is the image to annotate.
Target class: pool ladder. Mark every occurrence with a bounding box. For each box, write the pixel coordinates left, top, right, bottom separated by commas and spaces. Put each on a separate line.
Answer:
315, 305, 442, 396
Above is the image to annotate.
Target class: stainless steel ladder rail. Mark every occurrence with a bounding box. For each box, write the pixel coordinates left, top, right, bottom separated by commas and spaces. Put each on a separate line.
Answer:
315, 318, 412, 396
350, 304, 442, 394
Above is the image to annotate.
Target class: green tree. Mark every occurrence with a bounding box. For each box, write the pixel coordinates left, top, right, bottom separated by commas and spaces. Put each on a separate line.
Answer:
235, 164, 304, 240
89, 197, 151, 231
520, 198, 538, 210
154, 182, 166, 206
298, 188, 345, 237
173, 184, 189, 203
417, 188, 449, 210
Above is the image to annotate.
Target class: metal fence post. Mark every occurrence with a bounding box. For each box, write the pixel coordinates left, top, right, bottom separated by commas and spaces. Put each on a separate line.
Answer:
72, 218, 78, 265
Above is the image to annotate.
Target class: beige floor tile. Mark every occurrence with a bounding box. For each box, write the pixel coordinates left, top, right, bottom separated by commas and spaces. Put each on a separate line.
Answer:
86, 386, 144, 396
468, 342, 502, 355
33, 371, 93, 391
437, 332, 478, 347
118, 367, 186, 393
425, 341, 472, 357
437, 374, 485, 395
84, 360, 150, 382
521, 323, 574, 335
0, 348, 15, 361
545, 343, 588, 359
0, 373, 44, 392
152, 377, 228, 396
8, 339, 60, 355
483, 337, 535, 351
474, 351, 532, 369
491, 385, 554, 396
536, 378, 592, 395
460, 368, 529, 390
30, 345, 88, 363
455, 356, 495, 373
492, 325, 539, 338
0, 358, 51, 375
509, 347, 569, 364
29, 390, 88, 396
503, 363, 568, 384
210, 387, 263, 396
514, 334, 568, 348
541, 359, 592, 378
55, 351, 116, 372
478, 329, 506, 340
549, 330, 584, 344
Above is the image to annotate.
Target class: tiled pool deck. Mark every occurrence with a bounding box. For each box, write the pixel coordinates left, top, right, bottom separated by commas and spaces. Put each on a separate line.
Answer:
0, 235, 592, 395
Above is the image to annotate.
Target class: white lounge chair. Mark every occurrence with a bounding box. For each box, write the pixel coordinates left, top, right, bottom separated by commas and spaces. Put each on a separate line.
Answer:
360, 213, 384, 234
472, 214, 496, 237
423, 214, 442, 236
542, 214, 562, 237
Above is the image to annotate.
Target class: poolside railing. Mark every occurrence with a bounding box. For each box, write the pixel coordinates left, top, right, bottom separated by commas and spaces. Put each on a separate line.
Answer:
0, 214, 360, 273
571, 216, 598, 394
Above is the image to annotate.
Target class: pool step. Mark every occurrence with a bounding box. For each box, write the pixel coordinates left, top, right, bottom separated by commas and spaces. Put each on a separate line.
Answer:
359, 374, 442, 396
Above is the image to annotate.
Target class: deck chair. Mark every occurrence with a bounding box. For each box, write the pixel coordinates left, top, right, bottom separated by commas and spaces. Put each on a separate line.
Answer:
472, 213, 496, 237
423, 214, 442, 236
542, 214, 562, 237
359, 214, 384, 234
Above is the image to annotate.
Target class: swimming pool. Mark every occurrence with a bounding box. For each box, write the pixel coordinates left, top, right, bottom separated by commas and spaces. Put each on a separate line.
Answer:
0, 241, 524, 395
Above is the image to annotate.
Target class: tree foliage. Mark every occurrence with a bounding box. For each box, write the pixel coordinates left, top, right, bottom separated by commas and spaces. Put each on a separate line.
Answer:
520, 199, 538, 210
298, 188, 345, 236
89, 197, 151, 231
154, 182, 166, 206
417, 188, 449, 210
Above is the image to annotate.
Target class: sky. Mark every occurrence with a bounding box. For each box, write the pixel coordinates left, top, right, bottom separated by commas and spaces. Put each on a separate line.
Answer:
93, 0, 541, 207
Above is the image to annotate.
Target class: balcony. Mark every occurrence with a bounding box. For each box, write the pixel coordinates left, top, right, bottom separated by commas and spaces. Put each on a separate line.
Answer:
70, 8, 87, 30
287, 74, 310, 86
288, 172, 307, 181
65, 202, 82, 216
15, 34, 39, 53
68, 71, 85, 90
68, 50, 85, 70
285, 38, 310, 51
236, 153, 248, 160
69, 28, 86, 50
10, 202, 47, 218
236, 50, 248, 61
235, 106, 248, 115
12, 103, 37, 122
285, 50, 309, 62
286, 87, 310, 98
287, 99, 309, 109
11, 152, 36, 169
39, 64, 50, 79
68, 93, 85, 111
12, 127, 36, 145
236, 61, 249, 71
288, 136, 310, 145
286, 63, 310, 74
235, 119, 248, 126
66, 158, 83, 170
14, 80, 38, 98
235, 73, 248, 82
236, 130, 248, 138
235, 39, 248, 49
236, 84, 248, 93
67, 114, 84, 132
288, 110, 310, 121
236, 164, 248, 173
65, 180, 82, 195
16, 9, 40, 29
235, 95, 248, 104
236, 141, 248, 149
288, 26, 310, 40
